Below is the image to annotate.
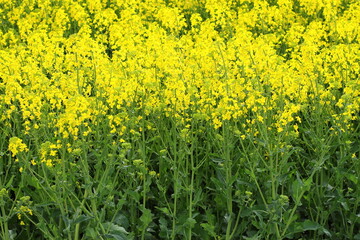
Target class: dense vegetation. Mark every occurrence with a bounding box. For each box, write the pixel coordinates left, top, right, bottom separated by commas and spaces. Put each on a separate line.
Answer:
1, 0, 359, 239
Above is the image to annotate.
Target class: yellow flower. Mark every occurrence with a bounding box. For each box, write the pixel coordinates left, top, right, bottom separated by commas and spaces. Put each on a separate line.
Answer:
8, 137, 28, 157
45, 159, 53, 167
133, 159, 143, 166
20, 206, 33, 215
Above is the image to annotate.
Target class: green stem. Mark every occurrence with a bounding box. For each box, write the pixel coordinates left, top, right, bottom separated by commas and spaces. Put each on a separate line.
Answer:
239, 139, 268, 209
74, 189, 88, 240
188, 135, 195, 240
141, 123, 147, 240
229, 209, 242, 240
141, 176, 146, 240
281, 159, 322, 238
269, 151, 281, 239
223, 122, 233, 240
171, 120, 178, 240
0, 206, 9, 240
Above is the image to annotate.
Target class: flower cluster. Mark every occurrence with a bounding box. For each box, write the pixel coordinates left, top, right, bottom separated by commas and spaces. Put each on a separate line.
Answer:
8, 137, 28, 157
0, 0, 358, 154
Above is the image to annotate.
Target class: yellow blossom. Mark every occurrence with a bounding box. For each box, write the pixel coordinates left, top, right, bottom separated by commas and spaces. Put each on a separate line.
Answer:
8, 137, 28, 157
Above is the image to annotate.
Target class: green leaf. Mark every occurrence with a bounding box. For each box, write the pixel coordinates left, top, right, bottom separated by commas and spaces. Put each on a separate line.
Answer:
320, 227, 331, 237
340, 200, 349, 211
85, 228, 98, 239
245, 168, 256, 179
21, 174, 41, 189
243, 233, 261, 240
291, 179, 302, 203
156, 207, 171, 216
193, 188, 203, 205
200, 223, 216, 237
303, 177, 312, 192
302, 220, 321, 231
73, 214, 93, 225
114, 214, 129, 229
347, 174, 358, 184
184, 217, 196, 228
240, 208, 252, 217
5, 175, 14, 188
140, 208, 153, 227
103, 222, 128, 235
159, 217, 171, 239
125, 189, 140, 202
291, 175, 312, 203
286, 220, 326, 237
103, 233, 127, 240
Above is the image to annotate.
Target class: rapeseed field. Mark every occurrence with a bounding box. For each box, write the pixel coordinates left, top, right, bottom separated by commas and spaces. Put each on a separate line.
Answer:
0, 0, 359, 239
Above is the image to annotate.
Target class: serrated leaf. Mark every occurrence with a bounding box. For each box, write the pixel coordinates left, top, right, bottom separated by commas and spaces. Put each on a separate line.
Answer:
240, 208, 252, 217
159, 217, 170, 239
125, 189, 140, 201
85, 228, 98, 238
200, 223, 216, 237
73, 214, 93, 225
243, 232, 260, 240
184, 217, 196, 228
21, 174, 41, 189
103, 233, 127, 240
244, 168, 255, 179
140, 208, 153, 227
156, 207, 171, 216
193, 189, 203, 204
103, 222, 128, 235
114, 214, 129, 229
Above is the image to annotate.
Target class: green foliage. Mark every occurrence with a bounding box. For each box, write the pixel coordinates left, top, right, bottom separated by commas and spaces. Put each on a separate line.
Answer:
1, 0, 360, 239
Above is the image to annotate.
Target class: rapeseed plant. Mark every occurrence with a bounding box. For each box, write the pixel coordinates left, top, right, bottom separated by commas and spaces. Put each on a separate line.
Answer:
8, 137, 28, 157
0, 0, 360, 239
